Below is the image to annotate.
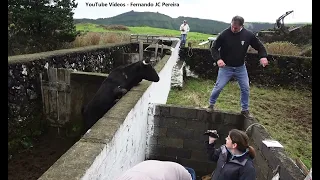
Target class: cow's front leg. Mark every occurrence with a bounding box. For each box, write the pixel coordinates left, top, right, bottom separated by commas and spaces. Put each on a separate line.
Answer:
113, 86, 128, 97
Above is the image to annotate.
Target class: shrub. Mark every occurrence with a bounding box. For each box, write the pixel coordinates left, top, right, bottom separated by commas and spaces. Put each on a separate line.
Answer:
248, 41, 302, 56
70, 32, 130, 47
265, 41, 302, 56
101, 24, 130, 31
71, 32, 101, 47
101, 33, 118, 44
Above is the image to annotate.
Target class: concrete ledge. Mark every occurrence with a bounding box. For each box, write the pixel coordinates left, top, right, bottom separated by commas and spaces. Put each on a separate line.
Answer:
103, 90, 145, 120
82, 117, 122, 144
154, 104, 244, 128
71, 71, 108, 79
8, 42, 133, 64
38, 140, 105, 180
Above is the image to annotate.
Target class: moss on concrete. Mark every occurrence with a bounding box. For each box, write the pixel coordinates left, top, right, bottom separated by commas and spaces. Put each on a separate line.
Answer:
104, 90, 145, 120
38, 140, 105, 180
82, 117, 122, 144
8, 42, 132, 64
72, 71, 108, 77
154, 55, 170, 72
131, 81, 152, 92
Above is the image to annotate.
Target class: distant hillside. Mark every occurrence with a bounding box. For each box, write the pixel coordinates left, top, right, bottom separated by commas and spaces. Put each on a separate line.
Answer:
74, 11, 308, 34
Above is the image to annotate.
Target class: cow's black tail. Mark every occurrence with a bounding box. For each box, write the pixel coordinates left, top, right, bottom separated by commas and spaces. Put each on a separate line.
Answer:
81, 105, 85, 115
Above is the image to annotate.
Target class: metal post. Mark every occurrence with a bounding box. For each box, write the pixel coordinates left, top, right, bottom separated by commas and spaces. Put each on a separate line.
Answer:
139, 41, 143, 61
160, 44, 164, 56
155, 43, 159, 60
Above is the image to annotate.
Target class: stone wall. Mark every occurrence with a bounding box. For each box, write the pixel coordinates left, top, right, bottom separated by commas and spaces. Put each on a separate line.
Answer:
8, 42, 143, 152
179, 48, 312, 90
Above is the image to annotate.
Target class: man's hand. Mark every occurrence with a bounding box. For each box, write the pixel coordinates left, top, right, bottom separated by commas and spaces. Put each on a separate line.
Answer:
217, 59, 226, 67
181, 29, 185, 32
260, 57, 268, 67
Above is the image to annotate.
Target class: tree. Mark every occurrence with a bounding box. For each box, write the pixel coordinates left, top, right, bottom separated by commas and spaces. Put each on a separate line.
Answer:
8, 0, 79, 56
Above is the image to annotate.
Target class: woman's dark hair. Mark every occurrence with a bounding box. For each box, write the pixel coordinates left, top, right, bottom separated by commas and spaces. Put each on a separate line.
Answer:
229, 129, 256, 159
231, 16, 244, 26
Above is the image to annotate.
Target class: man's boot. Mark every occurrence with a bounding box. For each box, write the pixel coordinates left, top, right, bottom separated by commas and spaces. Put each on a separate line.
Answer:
241, 110, 253, 118
206, 105, 214, 113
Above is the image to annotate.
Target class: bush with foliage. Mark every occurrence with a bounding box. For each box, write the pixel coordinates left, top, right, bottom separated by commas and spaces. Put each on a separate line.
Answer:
8, 0, 79, 56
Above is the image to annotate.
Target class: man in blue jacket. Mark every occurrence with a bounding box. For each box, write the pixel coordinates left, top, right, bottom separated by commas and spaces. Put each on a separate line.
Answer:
206, 15, 269, 118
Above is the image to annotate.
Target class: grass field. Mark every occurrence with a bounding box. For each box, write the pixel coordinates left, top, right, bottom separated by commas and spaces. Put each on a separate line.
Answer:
167, 78, 312, 169
75, 23, 214, 46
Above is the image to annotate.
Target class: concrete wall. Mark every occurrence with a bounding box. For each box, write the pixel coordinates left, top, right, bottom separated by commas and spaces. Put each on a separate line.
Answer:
38, 39, 180, 180
244, 118, 306, 180
146, 104, 306, 180
147, 104, 244, 178
67, 71, 108, 136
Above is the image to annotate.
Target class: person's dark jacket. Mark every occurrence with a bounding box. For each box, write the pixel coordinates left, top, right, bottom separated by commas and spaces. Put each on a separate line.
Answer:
206, 141, 256, 180
210, 27, 268, 67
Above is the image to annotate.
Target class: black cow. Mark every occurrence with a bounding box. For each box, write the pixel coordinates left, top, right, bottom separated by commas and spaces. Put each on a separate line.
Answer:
81, 60, 160, 130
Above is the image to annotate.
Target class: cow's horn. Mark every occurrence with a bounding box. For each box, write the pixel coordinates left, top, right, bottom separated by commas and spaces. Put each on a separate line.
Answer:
142, 60, 150, 65
143, 57, 151, 65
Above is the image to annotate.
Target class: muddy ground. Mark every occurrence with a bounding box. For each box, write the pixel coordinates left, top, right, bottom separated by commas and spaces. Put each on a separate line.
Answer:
8, 131, 80, 180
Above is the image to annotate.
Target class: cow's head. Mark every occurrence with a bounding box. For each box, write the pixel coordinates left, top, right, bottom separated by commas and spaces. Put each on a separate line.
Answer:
140, 59, 160, 82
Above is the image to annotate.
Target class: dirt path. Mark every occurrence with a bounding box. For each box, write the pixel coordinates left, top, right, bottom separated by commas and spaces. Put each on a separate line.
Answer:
8, 132, 79, 180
